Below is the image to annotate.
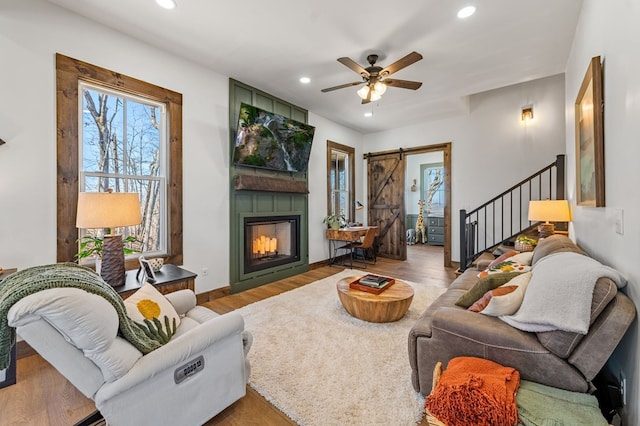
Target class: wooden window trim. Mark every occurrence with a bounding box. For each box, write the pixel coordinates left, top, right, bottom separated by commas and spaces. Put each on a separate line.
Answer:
326, 140, 355, 221
56, 53, 183, 267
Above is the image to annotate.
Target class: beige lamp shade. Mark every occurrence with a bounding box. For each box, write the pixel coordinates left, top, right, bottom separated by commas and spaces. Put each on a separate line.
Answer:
528, 200, 571, 224
76, 191, 142, 229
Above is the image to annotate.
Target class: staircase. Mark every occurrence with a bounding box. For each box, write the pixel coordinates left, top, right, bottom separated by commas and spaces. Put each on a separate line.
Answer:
459, 154, 565, 271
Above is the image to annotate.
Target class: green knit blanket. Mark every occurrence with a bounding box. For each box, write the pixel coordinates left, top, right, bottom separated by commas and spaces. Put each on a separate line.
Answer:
0, 263, 163, 370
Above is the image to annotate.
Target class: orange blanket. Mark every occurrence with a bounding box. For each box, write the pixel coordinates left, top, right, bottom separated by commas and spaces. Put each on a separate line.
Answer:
425, 357, 520, 426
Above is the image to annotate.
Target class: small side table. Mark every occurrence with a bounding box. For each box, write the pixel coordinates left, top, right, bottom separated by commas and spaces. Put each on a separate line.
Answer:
336, 276, 414, 323
115, 264, 197, 299
0, 268, 18, 389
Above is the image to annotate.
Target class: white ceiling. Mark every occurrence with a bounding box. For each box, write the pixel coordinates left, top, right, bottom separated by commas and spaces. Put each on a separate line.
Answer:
47, 0, 583, 134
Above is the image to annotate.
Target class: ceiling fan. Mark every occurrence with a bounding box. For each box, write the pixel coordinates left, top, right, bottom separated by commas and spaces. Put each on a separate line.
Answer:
321, 51, 423, 104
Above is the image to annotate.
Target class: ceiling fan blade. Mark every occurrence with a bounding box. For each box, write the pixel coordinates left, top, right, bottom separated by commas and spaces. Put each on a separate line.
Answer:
337, 57, 368, 76
380, 51, 423, 76
361, 97, 371, 105
383, 79, 423, 90
321, 81, 365, 93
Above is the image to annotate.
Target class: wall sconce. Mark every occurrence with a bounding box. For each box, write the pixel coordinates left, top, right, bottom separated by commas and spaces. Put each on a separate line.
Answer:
355, 201, 364, 210
0, 138, 6, 146
521, 105, 534, 121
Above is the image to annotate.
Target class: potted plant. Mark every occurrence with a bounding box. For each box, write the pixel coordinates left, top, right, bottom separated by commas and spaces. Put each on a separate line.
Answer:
515, 235, 537, 252
323, 211, 346, 230
76, 234, 139, 271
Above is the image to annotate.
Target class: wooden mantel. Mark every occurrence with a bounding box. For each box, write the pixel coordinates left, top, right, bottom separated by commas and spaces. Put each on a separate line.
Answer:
234, 174, 309, 194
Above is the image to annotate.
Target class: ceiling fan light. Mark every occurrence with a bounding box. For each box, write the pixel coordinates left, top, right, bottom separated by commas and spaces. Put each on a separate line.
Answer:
357, 85, 370, 100
370, 91, 382, 102
374, 81, 387, 95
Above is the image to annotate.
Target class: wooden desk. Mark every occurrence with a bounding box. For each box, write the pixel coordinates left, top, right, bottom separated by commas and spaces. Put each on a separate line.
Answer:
326, 226, 378, 265
115, 264, 197, 299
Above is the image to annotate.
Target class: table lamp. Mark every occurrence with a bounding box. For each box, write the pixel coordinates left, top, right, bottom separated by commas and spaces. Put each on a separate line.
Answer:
76, 190, 142, 287
528, 199, 571, 238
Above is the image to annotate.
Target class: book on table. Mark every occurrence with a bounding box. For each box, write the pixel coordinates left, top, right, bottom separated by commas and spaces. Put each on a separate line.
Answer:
349, 275, 396, 294
358, 274, 394, 288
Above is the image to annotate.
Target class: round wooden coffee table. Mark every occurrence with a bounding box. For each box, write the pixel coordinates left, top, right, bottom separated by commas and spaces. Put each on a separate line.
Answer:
336, 276, 414, 323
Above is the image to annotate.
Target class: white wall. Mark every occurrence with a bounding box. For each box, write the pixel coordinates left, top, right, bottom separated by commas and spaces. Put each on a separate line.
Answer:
565, 1, 640, 423
307, 113, 363, 263
0, 0, 359, 293
364, 74, 567, 260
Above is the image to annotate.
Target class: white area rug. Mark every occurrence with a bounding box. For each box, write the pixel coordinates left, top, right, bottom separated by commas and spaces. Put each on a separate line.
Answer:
236, 269, 446, 426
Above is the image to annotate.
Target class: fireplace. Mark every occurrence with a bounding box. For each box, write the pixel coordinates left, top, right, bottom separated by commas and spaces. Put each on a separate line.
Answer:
244, 215, 300, 274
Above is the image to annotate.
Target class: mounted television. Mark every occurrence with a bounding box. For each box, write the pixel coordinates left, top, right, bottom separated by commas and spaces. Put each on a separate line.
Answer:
233, 103, 315, 173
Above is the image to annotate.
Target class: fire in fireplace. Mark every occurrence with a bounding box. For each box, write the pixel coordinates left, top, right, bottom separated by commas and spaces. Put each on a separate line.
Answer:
244, 215, 300, 274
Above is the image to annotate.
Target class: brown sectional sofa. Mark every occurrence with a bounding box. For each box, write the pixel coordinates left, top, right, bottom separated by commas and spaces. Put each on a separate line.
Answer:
408, 235, 636, 394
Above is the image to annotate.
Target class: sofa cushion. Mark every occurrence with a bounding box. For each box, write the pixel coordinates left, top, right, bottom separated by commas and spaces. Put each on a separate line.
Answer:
531, 234, 584, 266
469, 272, 532, 316
455, 272, 524, 308
536, 278, 617, 358
124, 283, 181, 343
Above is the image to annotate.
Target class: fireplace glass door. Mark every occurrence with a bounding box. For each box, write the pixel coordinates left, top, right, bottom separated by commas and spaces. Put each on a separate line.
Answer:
244, 215, 300, 274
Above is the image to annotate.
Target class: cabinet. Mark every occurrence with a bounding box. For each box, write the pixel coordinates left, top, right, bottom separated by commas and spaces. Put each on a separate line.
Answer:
115, 264, 197, 299
427, 216, 444, 246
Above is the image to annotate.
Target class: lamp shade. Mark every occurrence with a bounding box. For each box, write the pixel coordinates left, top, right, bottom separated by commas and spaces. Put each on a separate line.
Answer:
77, 191, 142, 229
528, 200, 571, 223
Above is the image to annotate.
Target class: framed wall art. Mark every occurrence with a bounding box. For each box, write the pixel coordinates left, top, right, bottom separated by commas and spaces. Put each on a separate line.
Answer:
575, 56, 605, 207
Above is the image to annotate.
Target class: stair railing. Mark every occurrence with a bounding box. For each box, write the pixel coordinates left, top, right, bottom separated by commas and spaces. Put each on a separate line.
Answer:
459, 154, 565, 271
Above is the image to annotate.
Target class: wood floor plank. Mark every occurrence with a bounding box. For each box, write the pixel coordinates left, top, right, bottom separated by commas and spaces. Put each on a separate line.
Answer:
3, 245, 453, 425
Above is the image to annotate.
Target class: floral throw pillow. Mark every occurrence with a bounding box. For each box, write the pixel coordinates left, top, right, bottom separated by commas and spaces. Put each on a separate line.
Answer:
468, 272, 532, 316
477, 259, 531, 279
124, 283, 181, 344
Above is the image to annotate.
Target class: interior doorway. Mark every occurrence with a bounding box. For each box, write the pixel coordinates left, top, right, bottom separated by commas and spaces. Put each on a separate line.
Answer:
365, 143, 452, 267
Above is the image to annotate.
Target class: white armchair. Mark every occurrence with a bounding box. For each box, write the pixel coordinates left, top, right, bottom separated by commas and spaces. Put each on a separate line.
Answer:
8, 287, 252, 426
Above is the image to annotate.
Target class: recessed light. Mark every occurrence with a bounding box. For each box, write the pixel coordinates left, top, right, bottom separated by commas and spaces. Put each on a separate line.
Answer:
364, 112, 373, 117
156, 0, 177, 10
457, 6, 475, 19
299, 77, 311, 84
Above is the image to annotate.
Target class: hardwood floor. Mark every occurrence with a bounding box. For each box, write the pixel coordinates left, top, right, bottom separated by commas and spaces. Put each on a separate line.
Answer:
1, 245, 456, 425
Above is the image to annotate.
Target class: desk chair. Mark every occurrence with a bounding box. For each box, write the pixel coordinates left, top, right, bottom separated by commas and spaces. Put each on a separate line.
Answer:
334, 227, 377, 268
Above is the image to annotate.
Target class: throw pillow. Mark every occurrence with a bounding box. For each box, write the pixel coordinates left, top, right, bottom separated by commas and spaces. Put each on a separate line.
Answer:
468, 272, 532, 316
477, 259, 531, 279
488, 251, 518, 268
510, 251, 534, 266
124, 283, 180, 344
455, 271, 524, 309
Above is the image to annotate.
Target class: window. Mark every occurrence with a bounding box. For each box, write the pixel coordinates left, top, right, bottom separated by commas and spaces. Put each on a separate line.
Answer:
421, 162, 445, 215
326, 141, 355, 221
79, 83, 166, 255
56, 54, 183, 265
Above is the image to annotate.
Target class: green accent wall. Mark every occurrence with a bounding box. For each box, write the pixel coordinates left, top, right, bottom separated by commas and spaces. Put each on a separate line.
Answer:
229, 79, 310, 293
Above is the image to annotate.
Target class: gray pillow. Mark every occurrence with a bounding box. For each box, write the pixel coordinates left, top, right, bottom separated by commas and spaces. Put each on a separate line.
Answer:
531, 234, 585, 266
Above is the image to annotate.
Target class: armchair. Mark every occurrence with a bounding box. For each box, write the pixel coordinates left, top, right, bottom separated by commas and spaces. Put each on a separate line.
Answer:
7, 285, 251, 425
